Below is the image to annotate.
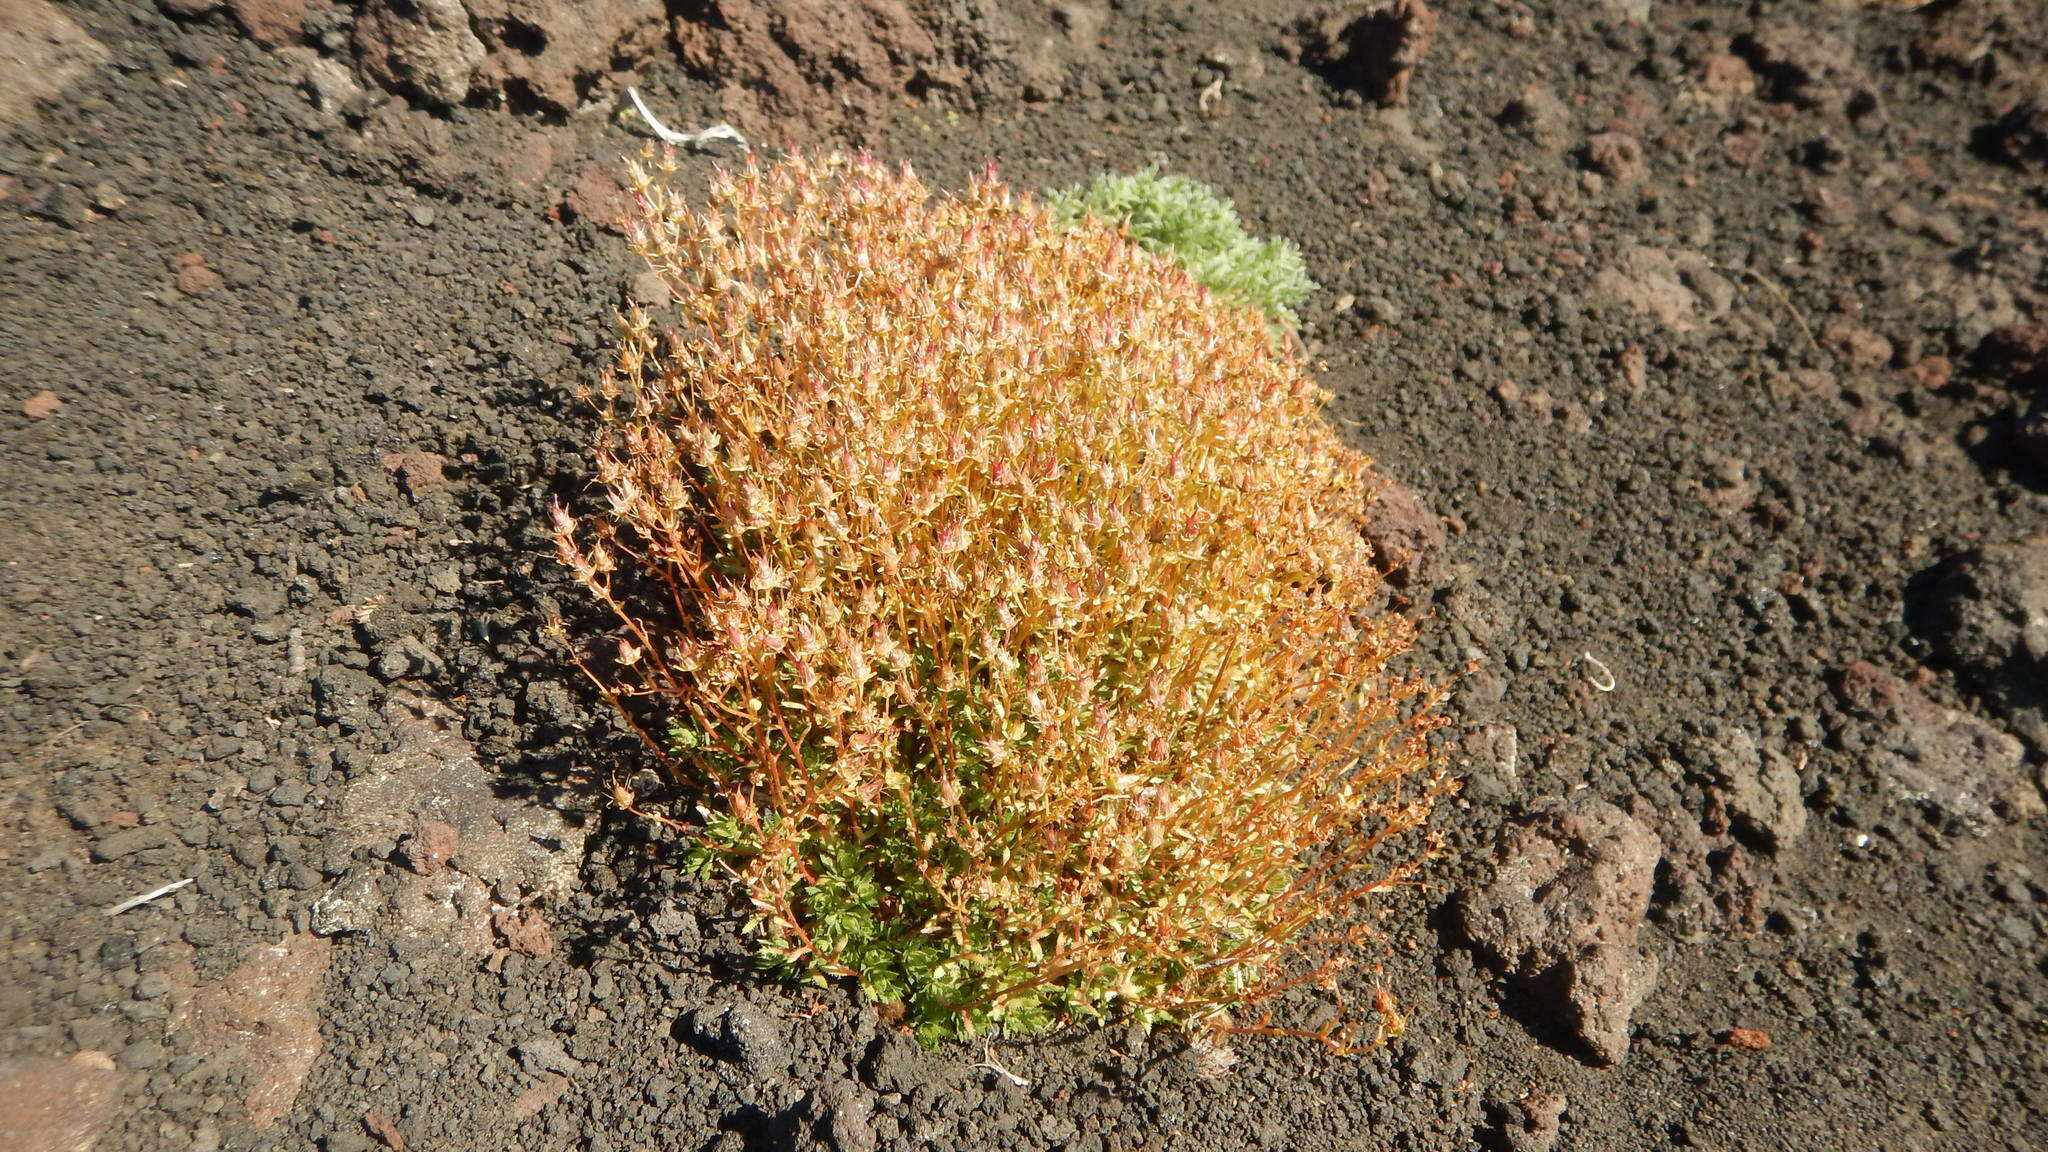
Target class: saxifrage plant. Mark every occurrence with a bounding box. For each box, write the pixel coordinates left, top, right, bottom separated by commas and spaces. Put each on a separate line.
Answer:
1046, 166, 1317, 332
552, 149, 1446, 1046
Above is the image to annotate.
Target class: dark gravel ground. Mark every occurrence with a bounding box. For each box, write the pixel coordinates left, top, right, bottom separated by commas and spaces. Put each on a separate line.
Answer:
3, 1, 2046, 1150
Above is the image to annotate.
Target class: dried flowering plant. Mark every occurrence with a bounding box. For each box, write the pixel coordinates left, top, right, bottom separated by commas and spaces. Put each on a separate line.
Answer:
552, 149, 1447, 1045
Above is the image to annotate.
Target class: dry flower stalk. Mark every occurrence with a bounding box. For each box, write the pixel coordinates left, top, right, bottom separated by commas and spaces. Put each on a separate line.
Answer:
553, 149, 1447, 1043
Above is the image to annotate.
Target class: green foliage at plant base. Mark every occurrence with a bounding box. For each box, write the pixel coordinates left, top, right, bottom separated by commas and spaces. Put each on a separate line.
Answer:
1047, 167, 1318, 332
674, 724, 1260, 1043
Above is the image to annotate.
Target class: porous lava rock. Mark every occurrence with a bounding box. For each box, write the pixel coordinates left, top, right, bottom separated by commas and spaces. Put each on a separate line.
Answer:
0, 0, 109, 131
1981, 87, 2048, 170
1454, 795, 1662, 1065
1693, 723, 1806, 853
1363, 472, 1446, 588
1494, 1089, 1567, 1152
354, 0, 666, 110
1289, 0, 1437, 107
673, 0, 939, 143
467, 0, 668, 110
1628, 796, 1773, 940
802, 1079, 879, 1152
228, 0, 305, 47
1498, 82, 1573, 150
0, 1053, 120, 1152
1591, 246, 1734, 335
1834, 661, 2044, 829
1736, 24, 1858, 112
167, 934, 332, 1129
1581, 131, 1646, 184
353, 0, 487, 105
1912, 539, 2048, 750
1973, 323, 2048, 387
2017, 388, 2048, 474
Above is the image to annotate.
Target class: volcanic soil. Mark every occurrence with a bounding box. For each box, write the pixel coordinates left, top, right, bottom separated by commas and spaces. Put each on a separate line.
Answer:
3, 1, 2046, 1150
